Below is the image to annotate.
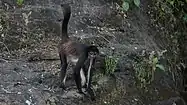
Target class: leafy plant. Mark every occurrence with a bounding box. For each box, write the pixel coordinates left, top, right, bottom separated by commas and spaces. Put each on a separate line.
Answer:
153, 0, 187, 88
122, 1, 130, 11
183, 14, 187, 22
16, 0, 24, 6
104, 56, 119, 76
134, 51, 165, 89
121, 0, 140, 11
154, 0, 187, 24
134, 0, 140, 7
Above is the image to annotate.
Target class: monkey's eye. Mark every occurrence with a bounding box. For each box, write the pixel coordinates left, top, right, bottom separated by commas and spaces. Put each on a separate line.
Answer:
89, 52, 97, 57
89, 52, 94, 55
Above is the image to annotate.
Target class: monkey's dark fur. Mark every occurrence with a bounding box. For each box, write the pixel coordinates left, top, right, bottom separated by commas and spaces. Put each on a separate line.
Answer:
58, 4, 99, 100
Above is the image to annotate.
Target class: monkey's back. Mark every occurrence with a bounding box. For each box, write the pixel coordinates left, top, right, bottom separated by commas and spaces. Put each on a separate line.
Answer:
58, 40, 88, 57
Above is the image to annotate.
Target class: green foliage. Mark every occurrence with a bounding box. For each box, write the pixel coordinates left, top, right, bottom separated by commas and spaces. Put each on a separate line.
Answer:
156, 64, 165, 71
16, 0, 24, 6
153, 0, 187, 87
104, 56, 118, 76
133, 0, 140, 7
183, 14, 187, 22
154, 0, 187, 24
122, 1, 130, 11
121, 0, 140, 11
134, 51, 165, 89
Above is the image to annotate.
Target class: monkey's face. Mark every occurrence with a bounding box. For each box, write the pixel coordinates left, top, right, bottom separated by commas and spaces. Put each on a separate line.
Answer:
89, 51, 99, 58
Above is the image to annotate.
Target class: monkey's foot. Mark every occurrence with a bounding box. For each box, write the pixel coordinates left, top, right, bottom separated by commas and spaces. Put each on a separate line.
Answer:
82, 84, 87, 88
85, 88, 96, 101
90, 96, 96, 101
77, 90, 87, 95
59, 84, 67, 90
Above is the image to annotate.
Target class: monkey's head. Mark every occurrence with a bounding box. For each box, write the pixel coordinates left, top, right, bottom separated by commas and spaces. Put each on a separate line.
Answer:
89, 51, 99, 58
88, 45, 99, 58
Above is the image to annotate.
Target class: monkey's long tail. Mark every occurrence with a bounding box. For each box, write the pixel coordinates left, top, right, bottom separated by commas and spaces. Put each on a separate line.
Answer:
61, 4, 71, 39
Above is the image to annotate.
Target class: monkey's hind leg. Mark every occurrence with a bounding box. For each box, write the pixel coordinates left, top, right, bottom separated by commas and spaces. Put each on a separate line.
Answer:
81, 65, 87, 88
59, 54, 68, 90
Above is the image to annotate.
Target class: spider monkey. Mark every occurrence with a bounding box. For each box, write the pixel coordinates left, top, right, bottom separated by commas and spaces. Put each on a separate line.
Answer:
58, 4, 99, 100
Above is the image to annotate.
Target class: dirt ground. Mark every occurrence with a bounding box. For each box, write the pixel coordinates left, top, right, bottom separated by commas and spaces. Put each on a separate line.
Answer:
0, 0, 186, 105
